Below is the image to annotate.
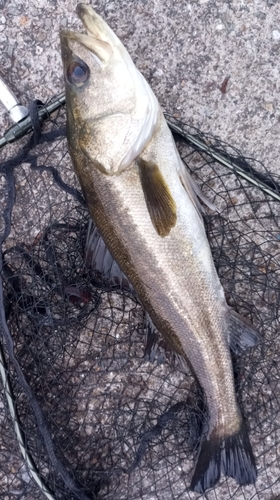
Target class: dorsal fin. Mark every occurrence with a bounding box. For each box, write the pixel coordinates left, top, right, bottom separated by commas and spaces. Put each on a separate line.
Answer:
228, 309, 260, 354
174, 144, 216, 216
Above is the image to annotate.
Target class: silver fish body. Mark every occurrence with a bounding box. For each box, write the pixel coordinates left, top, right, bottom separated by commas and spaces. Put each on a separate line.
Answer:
60, 4, 258, 492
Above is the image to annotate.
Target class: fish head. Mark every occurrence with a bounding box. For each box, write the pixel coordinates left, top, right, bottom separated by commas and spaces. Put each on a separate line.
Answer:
60, 3, 159, 175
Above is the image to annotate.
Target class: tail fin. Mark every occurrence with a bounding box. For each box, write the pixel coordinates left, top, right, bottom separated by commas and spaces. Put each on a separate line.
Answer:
190, 421, 257, 493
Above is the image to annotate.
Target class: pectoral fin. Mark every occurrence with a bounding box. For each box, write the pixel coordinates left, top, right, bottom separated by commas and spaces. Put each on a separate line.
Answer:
137, 158, 177, 237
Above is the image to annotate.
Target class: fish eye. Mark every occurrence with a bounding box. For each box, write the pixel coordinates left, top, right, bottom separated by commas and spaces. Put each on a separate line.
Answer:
67, 60, 90, 87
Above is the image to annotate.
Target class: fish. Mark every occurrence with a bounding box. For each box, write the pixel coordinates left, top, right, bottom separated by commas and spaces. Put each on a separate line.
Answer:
60, 4, 259, 493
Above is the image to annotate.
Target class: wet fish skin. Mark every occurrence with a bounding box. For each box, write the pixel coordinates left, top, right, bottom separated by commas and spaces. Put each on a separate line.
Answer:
60, 4, 257, 492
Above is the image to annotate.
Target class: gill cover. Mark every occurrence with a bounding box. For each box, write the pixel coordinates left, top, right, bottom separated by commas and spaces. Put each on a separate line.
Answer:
60, 3, 159, 175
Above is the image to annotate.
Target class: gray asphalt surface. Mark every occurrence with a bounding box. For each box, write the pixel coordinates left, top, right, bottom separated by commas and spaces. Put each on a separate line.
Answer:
1, 0, 280, 174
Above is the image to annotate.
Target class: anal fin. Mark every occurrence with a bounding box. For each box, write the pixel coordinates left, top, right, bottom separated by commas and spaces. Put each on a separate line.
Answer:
144, 312, 189, 369
144, 312, 169, 364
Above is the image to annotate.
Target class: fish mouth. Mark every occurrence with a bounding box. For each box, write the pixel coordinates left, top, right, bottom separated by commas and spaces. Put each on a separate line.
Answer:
76, 3, 118, 46
60, 3, 115, 64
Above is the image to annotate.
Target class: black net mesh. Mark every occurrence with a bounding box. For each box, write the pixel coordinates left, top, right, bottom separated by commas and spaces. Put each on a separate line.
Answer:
0, 100, 279, 500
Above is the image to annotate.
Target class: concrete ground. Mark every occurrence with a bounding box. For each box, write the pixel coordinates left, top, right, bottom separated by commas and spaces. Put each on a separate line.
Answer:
0, 1, 280, 499
1, 0, 280, 174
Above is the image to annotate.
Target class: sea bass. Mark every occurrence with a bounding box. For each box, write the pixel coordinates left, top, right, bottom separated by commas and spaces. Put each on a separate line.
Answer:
60, 4, 258, 492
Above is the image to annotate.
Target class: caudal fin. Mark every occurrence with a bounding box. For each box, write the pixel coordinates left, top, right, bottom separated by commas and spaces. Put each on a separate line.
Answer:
190, 421, 257, 493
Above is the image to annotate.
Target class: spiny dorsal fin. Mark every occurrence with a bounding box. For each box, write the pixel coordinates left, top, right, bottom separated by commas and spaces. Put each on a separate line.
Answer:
172, 139, 216, 216
137, 158, 177, 237
177, 156, 217, 216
